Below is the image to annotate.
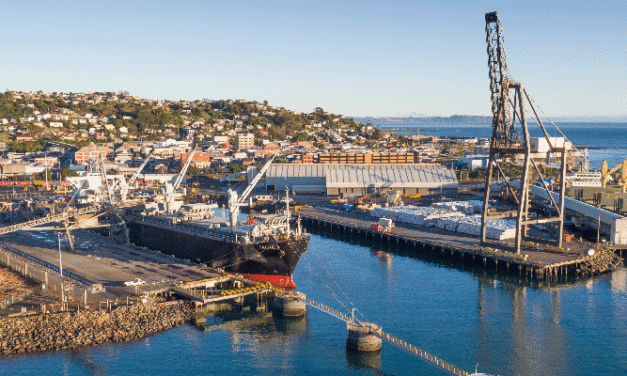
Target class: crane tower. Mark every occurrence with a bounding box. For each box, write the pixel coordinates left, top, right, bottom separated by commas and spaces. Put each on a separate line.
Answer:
481, 11, 568, 253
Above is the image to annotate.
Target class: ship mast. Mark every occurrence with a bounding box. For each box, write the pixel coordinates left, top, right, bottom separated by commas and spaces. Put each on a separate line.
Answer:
285, 187, 290, 236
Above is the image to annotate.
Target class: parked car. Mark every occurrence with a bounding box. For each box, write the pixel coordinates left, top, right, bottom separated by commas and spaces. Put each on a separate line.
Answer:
124, 278, 146, 287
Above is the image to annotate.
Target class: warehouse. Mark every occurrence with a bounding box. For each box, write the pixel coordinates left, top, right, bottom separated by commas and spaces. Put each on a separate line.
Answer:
266, 163, 458, 198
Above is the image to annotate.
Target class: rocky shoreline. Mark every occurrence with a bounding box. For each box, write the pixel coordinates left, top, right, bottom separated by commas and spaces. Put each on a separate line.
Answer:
0, 301, 195, 355
574, 248, 624, 278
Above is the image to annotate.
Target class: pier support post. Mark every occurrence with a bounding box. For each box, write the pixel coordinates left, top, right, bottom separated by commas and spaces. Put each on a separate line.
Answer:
346, 322, 382, 352
274, 291, 306, 317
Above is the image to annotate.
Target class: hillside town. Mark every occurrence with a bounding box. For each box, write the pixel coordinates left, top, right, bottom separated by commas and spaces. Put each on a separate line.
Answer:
0, 90, 476, 187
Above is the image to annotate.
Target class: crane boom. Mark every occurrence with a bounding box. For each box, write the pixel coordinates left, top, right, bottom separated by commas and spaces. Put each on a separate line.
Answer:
601, 160, 627, 191
485, 11, 517, 149
128, 149, 155, 187
121, 149, 156, 199
166, 146, 197, 203
238, 153, 277, 204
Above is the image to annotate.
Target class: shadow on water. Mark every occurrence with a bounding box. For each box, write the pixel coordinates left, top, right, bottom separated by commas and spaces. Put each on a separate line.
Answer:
346, 349, 391, 375
305, 224, 602, 290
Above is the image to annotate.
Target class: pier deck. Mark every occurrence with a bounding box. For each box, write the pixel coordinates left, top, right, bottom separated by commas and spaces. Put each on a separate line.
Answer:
0, 229, 223, 305
296, 207, 607, 279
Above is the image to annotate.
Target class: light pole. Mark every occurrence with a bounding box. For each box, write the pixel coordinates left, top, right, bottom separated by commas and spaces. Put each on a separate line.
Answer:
58, 232, 64, 310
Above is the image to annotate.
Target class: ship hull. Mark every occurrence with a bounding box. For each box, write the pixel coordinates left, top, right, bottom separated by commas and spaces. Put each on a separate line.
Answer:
126, 220, 308, 288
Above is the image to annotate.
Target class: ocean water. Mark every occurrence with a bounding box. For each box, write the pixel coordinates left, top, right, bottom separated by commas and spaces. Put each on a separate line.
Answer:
379, 122, 627, 170
2, 233, 626, 376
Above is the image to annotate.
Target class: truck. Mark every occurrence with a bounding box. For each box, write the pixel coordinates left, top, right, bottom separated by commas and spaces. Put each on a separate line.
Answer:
378, 217, 394, 232
371, 218, 394, 232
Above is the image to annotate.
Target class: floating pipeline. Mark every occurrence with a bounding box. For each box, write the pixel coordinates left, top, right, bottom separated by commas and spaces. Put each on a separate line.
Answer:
0, 302, 195, 356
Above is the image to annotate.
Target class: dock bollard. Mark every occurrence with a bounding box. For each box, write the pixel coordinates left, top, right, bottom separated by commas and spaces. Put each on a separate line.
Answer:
346, 322, 382, 352
273, 291, 307, 317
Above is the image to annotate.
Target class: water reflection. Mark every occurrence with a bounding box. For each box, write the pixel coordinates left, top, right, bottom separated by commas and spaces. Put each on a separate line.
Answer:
476, 277, 569, 376
346, 349, 383, 372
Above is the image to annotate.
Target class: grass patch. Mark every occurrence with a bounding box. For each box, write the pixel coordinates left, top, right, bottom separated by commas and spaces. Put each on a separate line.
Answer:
543, 245, 568, 254
472, 245, 496, 254
502, 251, 526, 261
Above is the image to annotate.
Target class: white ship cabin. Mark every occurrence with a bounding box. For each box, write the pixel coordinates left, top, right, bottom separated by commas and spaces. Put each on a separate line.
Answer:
143, 201, 183, 215
566, 171, 602, 187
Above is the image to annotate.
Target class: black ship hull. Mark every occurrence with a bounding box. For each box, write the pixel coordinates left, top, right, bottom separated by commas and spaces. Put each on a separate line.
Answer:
126, 219, 309, 288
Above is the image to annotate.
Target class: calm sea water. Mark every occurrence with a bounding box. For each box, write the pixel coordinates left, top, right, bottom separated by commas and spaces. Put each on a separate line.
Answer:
2, 232, 626, 376
380, 122, 627, 170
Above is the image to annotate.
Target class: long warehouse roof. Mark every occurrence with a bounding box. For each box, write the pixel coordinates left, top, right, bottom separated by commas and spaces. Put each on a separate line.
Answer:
267, 163, 458, 188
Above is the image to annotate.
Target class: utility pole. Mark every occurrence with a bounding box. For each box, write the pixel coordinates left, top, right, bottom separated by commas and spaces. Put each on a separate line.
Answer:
58, 232, 64, 310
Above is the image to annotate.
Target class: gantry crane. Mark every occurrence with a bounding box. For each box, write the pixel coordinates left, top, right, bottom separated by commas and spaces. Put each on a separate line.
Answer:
481, 11, 568, 252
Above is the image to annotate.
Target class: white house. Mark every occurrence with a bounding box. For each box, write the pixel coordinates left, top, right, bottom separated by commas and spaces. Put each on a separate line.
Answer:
49, 122, 64, 128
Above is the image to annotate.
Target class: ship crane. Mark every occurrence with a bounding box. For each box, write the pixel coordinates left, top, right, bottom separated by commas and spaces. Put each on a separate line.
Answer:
165, 146, 197, 214
601, 160, 627, 193
120, 149, 155, 201
227, 153, 277, 230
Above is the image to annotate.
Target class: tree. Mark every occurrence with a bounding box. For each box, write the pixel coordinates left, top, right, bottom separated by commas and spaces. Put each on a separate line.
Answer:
228, 163, 243, 173
187, 166, 201, 175
33, 169, 52, 181
295, 132, 309, 142
61, 168, 80, 179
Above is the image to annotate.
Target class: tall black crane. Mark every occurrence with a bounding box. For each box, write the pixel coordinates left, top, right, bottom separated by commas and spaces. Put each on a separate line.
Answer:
481, 11, 568, 253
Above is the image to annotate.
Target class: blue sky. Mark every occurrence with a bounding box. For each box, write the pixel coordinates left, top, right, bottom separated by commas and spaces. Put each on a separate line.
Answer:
1, 0, 625, 118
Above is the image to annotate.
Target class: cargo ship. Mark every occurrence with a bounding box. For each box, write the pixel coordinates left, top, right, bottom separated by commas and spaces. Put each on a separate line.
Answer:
121, 153, 309, 288
123, 207, 309, 288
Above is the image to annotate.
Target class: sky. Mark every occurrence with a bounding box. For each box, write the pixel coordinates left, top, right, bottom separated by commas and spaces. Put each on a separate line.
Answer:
1, 0, 625, 118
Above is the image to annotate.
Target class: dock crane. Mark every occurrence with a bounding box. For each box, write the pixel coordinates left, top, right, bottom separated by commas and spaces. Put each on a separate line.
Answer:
480, 11, 568, 252
165, 146, 197, 214
97, 156, 130, 243
120, 149, 156, 201
227, 154, 277, 230
601, 160, 627, 192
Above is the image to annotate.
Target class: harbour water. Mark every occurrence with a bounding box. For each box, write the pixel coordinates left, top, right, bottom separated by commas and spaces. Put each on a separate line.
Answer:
2, 232, 626, 376
380, 122, 627, 170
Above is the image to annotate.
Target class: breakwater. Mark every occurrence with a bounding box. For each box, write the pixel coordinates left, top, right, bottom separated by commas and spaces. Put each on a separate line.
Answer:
0, 301, 195, 355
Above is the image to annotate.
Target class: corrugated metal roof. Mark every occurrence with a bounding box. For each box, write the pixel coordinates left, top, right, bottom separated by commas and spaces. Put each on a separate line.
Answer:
268, 163, 458, 188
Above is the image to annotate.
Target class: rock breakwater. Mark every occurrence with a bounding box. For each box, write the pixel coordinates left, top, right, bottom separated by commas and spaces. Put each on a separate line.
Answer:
0, 301, 195, 355
575, 248, 624, 277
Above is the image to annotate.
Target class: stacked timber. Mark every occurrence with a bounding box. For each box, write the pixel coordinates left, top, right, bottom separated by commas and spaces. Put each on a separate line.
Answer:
371, 203, 517, 240
371, 206, 463, 226
431, 200, 483, 214
452, 216, 516, 240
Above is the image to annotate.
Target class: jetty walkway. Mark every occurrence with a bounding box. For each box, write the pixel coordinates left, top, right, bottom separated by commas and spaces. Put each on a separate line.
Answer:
297, 295, 471, 376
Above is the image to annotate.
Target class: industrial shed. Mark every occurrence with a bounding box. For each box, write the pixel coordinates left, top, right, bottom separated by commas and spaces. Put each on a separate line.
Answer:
266, 164, 458, 198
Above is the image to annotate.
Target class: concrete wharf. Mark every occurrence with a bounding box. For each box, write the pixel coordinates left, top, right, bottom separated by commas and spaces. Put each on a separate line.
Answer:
296, 207, 617, 281
144, 276, 274, 305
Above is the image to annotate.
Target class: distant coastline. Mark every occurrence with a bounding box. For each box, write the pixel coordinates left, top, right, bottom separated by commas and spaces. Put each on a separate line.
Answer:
354, 115, 627, 124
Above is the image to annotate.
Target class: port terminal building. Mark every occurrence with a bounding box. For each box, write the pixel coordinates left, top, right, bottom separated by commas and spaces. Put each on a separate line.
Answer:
266, 163, 458, 198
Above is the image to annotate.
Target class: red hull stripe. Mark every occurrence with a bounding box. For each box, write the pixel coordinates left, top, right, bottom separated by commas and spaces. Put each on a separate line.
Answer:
243, 274, 296, 289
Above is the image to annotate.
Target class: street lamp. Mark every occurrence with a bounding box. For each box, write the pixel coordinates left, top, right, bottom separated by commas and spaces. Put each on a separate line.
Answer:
58, 232, 64, 310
